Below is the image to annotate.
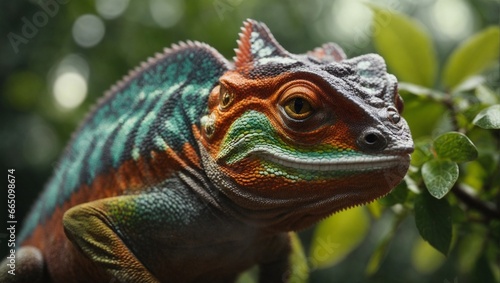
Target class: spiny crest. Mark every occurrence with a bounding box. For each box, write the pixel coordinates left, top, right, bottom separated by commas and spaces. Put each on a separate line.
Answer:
233, 20, 349, 73
105, 40, 229, 99
234, 19, 293, 71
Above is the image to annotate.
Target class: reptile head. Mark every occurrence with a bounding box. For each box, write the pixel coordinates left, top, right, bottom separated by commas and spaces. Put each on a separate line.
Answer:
199, 20, 413, 231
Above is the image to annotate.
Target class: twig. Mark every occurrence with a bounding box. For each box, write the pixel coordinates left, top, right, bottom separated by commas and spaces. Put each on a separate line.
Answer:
452, 184, 500, 220
442, 93, 463, 133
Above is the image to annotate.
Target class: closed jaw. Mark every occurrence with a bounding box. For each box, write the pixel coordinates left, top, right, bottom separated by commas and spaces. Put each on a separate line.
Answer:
253, 148, 409, 172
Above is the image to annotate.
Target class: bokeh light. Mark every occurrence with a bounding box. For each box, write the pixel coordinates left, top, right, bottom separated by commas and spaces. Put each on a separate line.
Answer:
53, 72, 88, 109
321, 0, 372, 52
72, 14, 106, 48
149, 0, 184, 29
56, 54, 90, 80
96, 0, 130, 20
430, 0, 474, 41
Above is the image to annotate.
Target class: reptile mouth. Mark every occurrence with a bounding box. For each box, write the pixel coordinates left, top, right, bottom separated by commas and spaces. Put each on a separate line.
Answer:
254, 148, 411, 172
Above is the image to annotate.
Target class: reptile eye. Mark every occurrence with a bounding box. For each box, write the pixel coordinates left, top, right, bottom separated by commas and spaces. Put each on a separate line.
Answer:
283, 96, 314, 120
219, 84, 234, 109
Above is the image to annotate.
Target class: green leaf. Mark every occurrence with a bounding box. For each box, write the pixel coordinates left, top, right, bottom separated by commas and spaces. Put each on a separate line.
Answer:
453, 76, 487, 94
463, 161, 488, 191
288, 232, 309, 283
365, 211, 407, 276
475, 85, 499, 105
371, 7, 437, 87
398, 82, 445, 101
309, 206, 369, 269
414, 192, 452, 255
236, 266, 258, 283
473, 104, 500, 129
411, 139, 433, 167
366, 201, 384, 219
433, 132, 478, 162
399, 93, 447, 138
422, 160, 459, 199
473, 255, 497, 283
442, 26, 500, 89
365, 234, 391, 276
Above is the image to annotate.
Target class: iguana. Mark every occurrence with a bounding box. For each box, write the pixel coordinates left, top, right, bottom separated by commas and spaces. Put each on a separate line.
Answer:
1, 19, 413, 283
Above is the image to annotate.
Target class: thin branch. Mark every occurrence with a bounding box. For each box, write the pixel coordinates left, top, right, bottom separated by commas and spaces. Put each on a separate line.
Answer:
452, 184, 500, 220
442, 94, 463, 133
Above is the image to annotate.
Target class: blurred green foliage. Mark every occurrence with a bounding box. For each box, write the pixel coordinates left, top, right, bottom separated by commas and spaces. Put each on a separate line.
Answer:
1, 0, 499, 282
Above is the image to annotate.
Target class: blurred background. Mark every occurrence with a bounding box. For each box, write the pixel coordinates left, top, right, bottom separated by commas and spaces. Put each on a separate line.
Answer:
1, 0, 498, 282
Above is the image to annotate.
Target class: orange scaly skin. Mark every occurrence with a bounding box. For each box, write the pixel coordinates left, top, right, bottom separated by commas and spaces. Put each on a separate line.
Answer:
1, 19, 413, 283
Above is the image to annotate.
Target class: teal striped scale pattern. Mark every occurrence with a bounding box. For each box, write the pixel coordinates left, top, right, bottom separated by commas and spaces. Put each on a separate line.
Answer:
19, 43, 229, 242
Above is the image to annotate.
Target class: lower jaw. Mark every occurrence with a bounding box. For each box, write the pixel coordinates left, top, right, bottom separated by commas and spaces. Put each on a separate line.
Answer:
212, 154, 410, 231
226, 175, 405, 232
262, 186, 393, 232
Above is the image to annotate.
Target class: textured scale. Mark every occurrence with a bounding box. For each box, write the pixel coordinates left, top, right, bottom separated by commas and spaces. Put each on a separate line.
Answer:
2, 19, 413, 283
18, 42, 230, 244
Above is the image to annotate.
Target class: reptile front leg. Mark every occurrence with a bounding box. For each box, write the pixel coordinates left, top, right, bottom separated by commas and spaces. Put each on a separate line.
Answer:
62, 186, 251, 283
63, 195, 160, 283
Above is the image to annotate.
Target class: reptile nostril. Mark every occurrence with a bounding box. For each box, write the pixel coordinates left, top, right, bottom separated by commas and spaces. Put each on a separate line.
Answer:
358, 129, 388, 152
